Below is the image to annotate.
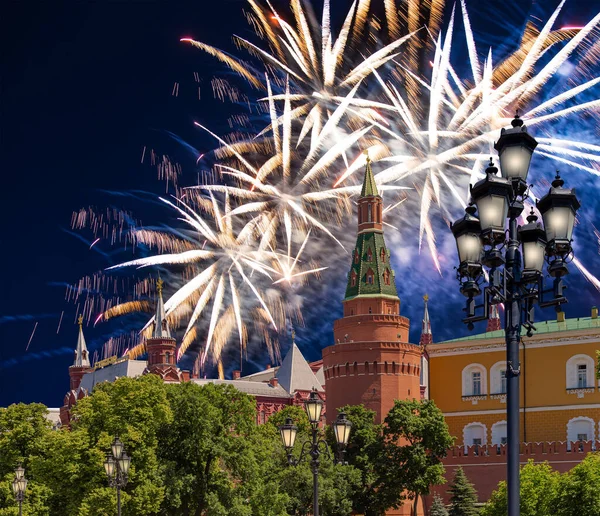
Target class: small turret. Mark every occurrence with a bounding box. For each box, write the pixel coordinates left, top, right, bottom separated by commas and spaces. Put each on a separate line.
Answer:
419, 294, 433, 346
69, 316, 92, 390
420, 294, 431, 400
487, 304, 501, 332
145, 279, 183, 381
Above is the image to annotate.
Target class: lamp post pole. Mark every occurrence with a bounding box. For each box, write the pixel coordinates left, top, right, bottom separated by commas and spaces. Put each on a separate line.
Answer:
12, 464, 27, 516
451, 114, 580, 516
104, 437, 131, 516
279, 390, 352, 516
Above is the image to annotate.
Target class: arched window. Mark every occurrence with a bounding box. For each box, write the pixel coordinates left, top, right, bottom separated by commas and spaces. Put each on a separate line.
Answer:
462, 364, 487, 396
366, 268, 374, 284
350, 270, 357, 287
383, 269, 391, 286
490, 361, 507, 394
353, 361, 358, 375
368, 204, 372, 222
491, 421, 508, 446
354, 249, 360, 264
368, 306, 372, 314
367, 248, 373, 262
380, 248, 386, 262
566, 354, 595, 389
165, 352, 171, 364
463, 422, 487, 450
567, 417, 595, 450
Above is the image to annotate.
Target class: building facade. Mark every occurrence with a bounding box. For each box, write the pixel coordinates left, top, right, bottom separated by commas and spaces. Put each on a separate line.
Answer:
428, 308, 600, 502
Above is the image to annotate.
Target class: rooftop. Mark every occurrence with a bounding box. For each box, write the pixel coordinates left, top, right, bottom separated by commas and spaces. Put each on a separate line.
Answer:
438, 316, 600, 344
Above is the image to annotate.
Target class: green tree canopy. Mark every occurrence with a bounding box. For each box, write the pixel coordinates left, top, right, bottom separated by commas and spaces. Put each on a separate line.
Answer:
554, 453, 600, 516
430, 493, 449, 516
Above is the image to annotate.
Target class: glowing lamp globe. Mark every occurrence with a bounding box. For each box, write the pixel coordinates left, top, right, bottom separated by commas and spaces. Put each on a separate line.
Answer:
518, 210, 547, 276
304, 390, 323, 424
470, 160, 512, 242
494, 115, 538, 185
536, 173, 580, 256
279, 418, 298, 449
333, 412, 352, 447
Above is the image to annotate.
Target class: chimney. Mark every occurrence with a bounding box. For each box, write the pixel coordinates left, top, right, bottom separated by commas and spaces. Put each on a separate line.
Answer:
181, 370, 191, 382
592, 306, 598, 320
557, 311, 565, 323
269, 377, 279, 387
232, 370, 241, 380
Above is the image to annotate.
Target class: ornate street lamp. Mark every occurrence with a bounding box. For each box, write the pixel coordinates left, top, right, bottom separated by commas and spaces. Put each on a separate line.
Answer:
104, 437, 131, 516
451, 114, 580, 516
12, 464, 27, 516
279, 390, 352, 516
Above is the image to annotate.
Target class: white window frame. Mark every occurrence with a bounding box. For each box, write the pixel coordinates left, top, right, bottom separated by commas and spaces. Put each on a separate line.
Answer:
462, 364, 487, 396
463, 422, 487, 451
566, 354, 595, 390
567, 417, 595, 450
491, 421, 508, 446
490, 361, 507, 395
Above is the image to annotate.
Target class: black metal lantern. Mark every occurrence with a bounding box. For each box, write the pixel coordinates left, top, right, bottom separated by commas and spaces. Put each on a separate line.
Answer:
279, 417, 298, 449
451, 204, 483, 279
304, 390, 324, 424
333, 412, 352, 447
536, 172, 580, 257
104, 455, 116, 478
470, 160, 512, 242
518, 209, 547, 277
494, 114, 538, 189
111, 437, 124, 460
118, 453, 131, 476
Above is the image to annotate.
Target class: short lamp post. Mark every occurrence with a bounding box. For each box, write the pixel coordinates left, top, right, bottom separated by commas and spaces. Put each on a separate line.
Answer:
104, 437, 131, 516
279, 390, 352, 516
12, 464, 27, 516
451, 114, 580, 516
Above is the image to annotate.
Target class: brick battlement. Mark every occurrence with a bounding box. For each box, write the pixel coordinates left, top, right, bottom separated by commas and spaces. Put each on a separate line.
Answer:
426, 440, 597, 508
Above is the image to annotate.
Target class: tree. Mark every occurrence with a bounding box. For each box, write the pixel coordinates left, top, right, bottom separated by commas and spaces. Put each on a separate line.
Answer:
158, 381, 288, 515
481, 460, 559, 516
554, 453, 600, 516
430, 494, 449, 516
383, 399, 454, 514
448, 467, 478, 516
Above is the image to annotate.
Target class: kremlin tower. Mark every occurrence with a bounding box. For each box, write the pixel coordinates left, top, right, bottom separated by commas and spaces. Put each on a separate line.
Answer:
322, 157, 422, 425
420, 294, 431, 399
144, 278, 186, 381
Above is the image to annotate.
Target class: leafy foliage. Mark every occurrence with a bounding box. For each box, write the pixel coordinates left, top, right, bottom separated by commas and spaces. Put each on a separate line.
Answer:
481, 460, 559, 516
448, 466, 479, 516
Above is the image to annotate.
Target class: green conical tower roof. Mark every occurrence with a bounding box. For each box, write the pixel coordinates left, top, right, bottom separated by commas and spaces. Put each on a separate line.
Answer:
344, 158, 398, 301
360, 156, 379, 197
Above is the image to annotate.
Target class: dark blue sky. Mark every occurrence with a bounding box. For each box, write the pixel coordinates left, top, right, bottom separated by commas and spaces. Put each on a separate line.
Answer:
1, 0, 599, 407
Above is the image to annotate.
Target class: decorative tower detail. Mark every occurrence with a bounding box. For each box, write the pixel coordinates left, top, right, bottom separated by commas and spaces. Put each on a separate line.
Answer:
487, 303, 501, 332
69, 315, 92, 391
322, 158, 422, 427
145, 279, 184, 381
419, 294, 431, 400
60, 316, 93, 426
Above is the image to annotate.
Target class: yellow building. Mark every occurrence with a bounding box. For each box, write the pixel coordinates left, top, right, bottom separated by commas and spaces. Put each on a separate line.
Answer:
429, 308, 600, 449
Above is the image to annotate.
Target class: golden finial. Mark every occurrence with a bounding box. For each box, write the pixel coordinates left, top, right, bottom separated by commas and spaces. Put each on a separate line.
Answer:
363, 150, 371, 164
291, 327, 296, 344
157, 278, 164, 295
77, 315, 83, 327
423, 293, 429, 303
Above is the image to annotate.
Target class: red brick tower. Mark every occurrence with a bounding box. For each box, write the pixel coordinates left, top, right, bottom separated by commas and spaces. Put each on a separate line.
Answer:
144, 279, 184, 381
60, 316, 93, 426
487, 303, 501, 332
419, 294, 431, 400
322, 157, 422, 425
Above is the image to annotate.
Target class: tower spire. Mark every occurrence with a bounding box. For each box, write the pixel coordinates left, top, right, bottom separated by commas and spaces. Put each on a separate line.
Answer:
73, 315, 91, 367
487, 304, 501, 332
153, 278, 171, 338
420, 294, 433, 346
360, 153, 379, 197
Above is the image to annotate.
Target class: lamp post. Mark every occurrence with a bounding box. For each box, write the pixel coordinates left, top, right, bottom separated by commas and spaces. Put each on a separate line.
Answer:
279, 390, 352, 516
451, 114, 580, 516
12, 464, 27, 516
104, 437, 131, 516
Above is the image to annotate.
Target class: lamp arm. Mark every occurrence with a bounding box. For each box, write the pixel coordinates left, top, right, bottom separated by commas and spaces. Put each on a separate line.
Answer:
288, 439, 312, 467
316, 438, 332, 462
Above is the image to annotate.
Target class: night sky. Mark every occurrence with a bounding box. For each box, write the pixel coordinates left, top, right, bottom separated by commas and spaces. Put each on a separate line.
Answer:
2, 0, 599, 408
